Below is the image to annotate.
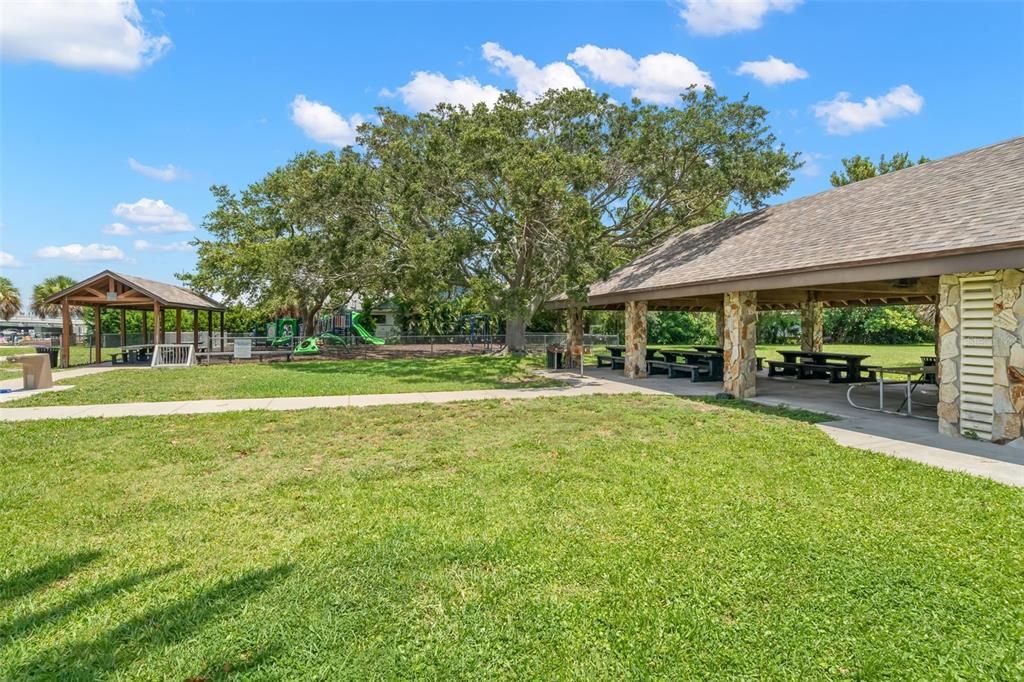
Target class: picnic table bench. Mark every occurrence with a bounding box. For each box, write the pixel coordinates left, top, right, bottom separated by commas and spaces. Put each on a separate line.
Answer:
767, 350, 874, 383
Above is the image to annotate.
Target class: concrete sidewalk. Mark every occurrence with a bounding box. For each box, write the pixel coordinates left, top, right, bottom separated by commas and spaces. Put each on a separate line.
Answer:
0, 377, 667, 421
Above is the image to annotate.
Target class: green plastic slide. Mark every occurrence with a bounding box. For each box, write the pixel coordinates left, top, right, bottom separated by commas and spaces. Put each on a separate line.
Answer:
351, 312, 385, 345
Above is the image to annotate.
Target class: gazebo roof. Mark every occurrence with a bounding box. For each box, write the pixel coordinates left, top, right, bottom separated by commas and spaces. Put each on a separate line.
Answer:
566, 136, 1024, 308
44, 270, 225, 311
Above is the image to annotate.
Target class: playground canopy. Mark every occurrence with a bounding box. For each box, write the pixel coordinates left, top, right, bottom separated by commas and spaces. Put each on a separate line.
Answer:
43, 270, 226, 367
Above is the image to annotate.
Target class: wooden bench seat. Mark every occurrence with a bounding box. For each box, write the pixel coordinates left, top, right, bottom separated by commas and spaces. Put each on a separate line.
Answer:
647, 359, 717, 382
768, 360, 875, 383
596, 354, 614, 368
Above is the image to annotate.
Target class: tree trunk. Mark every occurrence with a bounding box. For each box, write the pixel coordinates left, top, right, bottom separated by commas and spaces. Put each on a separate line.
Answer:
505, 315, 527, 354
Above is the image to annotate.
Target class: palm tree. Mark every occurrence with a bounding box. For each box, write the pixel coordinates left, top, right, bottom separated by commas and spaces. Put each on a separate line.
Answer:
0, 277, 21, 320
31, 275, 78, 318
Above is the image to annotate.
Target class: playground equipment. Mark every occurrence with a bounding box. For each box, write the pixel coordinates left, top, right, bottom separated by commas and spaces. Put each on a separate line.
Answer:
294, 331, 349, 356
351, 312, 385, 345
269, 317, 300, 348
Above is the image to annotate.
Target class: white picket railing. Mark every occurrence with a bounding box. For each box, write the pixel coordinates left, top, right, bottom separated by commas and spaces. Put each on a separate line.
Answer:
150, 344, 196, 368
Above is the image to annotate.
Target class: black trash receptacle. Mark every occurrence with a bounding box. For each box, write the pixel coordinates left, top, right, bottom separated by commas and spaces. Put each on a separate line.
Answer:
546, 346, 566, 370
35, 346, 60, 368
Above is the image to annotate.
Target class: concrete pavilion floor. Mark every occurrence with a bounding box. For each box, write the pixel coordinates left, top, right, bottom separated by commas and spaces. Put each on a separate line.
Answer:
566, 367, 1024, 487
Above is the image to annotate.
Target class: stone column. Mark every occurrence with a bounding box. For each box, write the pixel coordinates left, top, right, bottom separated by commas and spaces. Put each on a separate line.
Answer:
722, 291, 757, 399
993, 269, 1024, 443
936, 274, 961, 437
624, 301, 648, 379
799, 296, 824, 352
715, 305, 725, 348
937, 268, 1024, 443
566, 305, 584, 370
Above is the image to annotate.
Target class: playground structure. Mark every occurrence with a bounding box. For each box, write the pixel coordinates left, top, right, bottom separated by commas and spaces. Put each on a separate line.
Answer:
268, 310, 385, 356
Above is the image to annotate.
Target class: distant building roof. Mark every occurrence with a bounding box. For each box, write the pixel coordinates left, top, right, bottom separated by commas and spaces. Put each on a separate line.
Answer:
576, 136, 1024, 306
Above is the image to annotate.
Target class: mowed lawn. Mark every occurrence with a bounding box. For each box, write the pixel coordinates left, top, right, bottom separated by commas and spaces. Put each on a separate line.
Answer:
4, 356, 556, 407
1, 395, 1021, 679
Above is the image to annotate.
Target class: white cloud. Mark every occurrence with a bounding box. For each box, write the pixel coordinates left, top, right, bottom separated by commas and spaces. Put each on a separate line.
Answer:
128, 158, 187, 182
111, 198, 193, 233
0, 0, 171, 72
813, 85, 924, 135
568, 45, 713, 104
736, 56, 808, 85
397, 72, 503, 112
133, 239, 193, 253
102, 222, 134, 236
35, 243, 126, 262
290, 95, 363, 148
678, 0, 801, 36
481, 42, 586, 101
0, 251, 22, 268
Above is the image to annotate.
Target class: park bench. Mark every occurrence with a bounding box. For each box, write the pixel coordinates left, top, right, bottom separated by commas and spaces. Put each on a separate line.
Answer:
768, 360, 875, 383
109, 351, 130, 365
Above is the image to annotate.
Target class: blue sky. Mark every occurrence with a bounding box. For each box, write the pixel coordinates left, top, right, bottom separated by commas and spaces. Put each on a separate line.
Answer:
2, 0, 1022, 305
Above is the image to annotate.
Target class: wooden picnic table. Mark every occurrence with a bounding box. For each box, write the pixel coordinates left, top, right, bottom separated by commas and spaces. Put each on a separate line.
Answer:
769, 350, 873, 383
692, 345, 724, 353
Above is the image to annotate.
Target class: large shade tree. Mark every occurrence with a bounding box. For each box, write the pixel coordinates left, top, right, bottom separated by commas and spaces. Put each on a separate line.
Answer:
184, 150, 385, 334
0, 276, 21, 320
362, 88, 799, 351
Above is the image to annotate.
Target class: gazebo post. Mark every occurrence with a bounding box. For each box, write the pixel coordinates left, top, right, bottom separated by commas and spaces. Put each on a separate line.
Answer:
192, 309, 200, 356
153, 302, 162, 344
61, 297, 71, 368
175, 309, 182, 345
119, 309, 127, 347
623, 300, 648, 379
142, 310, 149, 345
799, 293, 823, 353
207, 310, 213, 351
722, 291, 757, 399
219, 310, 225, 351
94, 304, 103, 365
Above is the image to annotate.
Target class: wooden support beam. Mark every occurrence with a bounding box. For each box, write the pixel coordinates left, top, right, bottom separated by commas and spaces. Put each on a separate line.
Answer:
207, 310, 213, 350
94, 304, 103, 365
153, 302, 162, 345
175, 308, 182, 344
142, 310, 149, 345
219, 310, 225, 352
119, 309, 127, 347
192, 309, 200, 355
61, 297, 71, 368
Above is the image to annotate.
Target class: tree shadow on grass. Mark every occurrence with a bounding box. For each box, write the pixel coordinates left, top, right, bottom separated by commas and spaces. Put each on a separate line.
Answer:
1, 563, 182, 643
676, 395, 832, 424
18, 564, 292, 679
0, 550, 102, 606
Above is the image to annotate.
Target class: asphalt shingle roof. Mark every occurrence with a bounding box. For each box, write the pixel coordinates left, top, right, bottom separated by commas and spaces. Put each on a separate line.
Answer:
585, 136, 1024, 301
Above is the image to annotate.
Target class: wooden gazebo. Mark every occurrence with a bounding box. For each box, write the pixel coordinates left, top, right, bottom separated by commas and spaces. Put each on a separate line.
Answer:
43, 271, 226, 368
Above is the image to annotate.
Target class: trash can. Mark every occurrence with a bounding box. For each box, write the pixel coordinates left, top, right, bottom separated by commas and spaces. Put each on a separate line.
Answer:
35, 346, 60, 368
546, 345, 566, 369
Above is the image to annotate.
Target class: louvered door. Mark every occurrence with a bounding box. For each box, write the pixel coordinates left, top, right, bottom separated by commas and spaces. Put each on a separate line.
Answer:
959, 276, 995, 439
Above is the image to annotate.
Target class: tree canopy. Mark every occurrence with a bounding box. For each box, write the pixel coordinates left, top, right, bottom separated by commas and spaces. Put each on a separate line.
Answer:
31, 275, 76, 318
183, 150, 384, 333
361, 88, 799, 350
0, 276, 21, 320
188, 87, 799, 350
830, 152, 928, 187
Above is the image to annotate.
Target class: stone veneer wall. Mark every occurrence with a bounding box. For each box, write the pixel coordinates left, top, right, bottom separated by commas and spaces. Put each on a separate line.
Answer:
722, 291, 757, 399
566, 305, 584, 369
937, 268, 1024, 444
715, 306, 725, 348
624, 301, 648, 379
799, 300, 824, 352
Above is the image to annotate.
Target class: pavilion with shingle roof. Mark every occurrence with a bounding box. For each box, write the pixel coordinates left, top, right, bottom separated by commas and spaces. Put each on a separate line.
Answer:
552, 137, 1024, 444
43, 270, 226, 368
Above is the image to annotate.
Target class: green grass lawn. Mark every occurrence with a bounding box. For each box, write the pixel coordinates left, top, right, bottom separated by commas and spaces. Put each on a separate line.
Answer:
1, 396, 1021, 679
4, 355, 556, 407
